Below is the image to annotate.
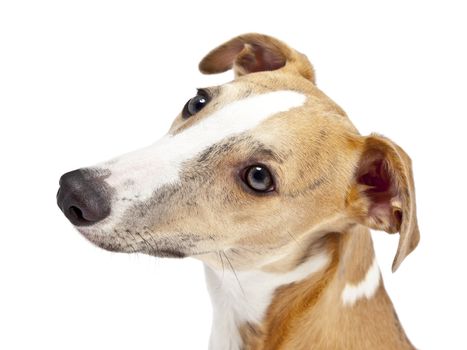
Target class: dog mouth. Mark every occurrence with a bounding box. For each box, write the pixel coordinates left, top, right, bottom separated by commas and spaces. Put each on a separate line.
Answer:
155, 249, 186, 258
75, 227, 187, 258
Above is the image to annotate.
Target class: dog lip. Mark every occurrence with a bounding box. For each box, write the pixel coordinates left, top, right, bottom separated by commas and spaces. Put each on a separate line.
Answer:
74, 227, 119, 250
75, 227, 188, 258
155, 249, 186, 258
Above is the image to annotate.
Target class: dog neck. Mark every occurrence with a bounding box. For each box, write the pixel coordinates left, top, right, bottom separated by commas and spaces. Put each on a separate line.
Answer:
203, 226, 414, 350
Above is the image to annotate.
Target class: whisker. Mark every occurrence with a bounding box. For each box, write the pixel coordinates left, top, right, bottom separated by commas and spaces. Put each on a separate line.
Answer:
135, 231, 156, 253
286, 229, 303, 251
147, 231, 160, 253
222, 251, 245, 296
126, 231, 140, 252
217, 251, 225, 288
122, 231, 138, 254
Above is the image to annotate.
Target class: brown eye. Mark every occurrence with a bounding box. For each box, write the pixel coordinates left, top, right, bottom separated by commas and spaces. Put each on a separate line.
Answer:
244, 165, 274, 192
182, 89, 211, 119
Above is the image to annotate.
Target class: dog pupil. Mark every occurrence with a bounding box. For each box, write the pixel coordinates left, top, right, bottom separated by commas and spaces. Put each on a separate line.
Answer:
253, 169, 265, 182
196, 97, 206, 109
246, 166, 272, 192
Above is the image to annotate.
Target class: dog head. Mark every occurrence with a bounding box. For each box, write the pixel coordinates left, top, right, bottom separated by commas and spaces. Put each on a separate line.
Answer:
57, 34, 419, 272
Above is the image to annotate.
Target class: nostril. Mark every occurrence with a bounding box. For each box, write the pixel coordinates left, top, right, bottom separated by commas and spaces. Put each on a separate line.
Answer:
68, 206, 87, 223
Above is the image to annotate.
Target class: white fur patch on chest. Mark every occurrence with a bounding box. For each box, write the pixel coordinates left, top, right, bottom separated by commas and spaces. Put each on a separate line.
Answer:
341, 256, 381, 306
205, 252, 330, 350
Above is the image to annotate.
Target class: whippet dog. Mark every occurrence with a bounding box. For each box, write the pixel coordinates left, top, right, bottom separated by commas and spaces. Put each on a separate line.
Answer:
57, 33, 420, 349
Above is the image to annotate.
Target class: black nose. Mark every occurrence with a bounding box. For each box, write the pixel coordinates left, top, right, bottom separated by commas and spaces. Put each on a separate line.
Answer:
57, 169, 111, 226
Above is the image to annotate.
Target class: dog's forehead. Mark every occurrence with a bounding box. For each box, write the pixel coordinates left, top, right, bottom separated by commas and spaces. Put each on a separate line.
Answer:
169, 74, 357, 164
172, 73, 334, 136
168, 79, 309, 142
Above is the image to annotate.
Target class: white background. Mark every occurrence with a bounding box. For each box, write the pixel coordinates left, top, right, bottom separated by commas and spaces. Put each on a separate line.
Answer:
1, 1, 466, 349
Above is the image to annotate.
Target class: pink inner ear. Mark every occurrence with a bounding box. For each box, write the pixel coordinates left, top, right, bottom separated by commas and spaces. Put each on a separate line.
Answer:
199, 37, 287, 75
358, 159, 391, 194
236, 43, 286, 73
357, 157, 402, 231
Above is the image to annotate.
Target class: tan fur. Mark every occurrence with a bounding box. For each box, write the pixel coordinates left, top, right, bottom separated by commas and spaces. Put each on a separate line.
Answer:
237, 227, 414, 350
196, 34, 419, 349
71, 33, 420, 349
345, 135, 420, 271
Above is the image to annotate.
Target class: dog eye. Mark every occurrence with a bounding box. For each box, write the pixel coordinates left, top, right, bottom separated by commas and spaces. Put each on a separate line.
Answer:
244, 165, 275, 192
182, 89, 211, 119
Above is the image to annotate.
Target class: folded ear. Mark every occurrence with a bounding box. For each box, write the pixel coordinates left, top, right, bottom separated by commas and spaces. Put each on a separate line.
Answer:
199, 33, 315, 83
346, 134, 420, 272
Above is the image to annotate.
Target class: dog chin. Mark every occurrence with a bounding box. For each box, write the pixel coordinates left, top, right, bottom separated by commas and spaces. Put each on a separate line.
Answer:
75, 227, 129, 253
153, 249, 186, 258
75, 226, 186, 258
